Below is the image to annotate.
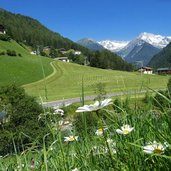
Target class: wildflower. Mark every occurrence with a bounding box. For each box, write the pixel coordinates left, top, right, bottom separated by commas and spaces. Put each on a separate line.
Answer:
116, 124, 134, 135
76, 98, 112, 112
16, 163, 25, 170
107, 138, 117, 154
143, 141, 167, 154
95, 128, 107, 136
30, 159, 34, 170
59, 120, 64, 126
64, 136, 78, 142
72, 168, 79, 171
92, 145, 108, 154
53, 109, 64, 116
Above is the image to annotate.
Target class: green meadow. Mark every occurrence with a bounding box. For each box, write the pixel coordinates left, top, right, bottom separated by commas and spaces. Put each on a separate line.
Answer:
24, 60, 169, 101
0, 40, 169, 102
0, 40, 53, 86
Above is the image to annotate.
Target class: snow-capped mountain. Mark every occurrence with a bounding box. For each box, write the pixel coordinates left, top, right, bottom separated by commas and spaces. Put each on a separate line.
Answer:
124, 41, 161, 65
98, 40, 129, 52
98, 32, 171, 54
76, 32, 171, 65
138, 32, 171, 49
114, 32, 171, 65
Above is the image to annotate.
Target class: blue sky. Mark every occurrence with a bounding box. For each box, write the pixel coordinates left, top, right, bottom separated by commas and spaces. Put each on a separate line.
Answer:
1, 0, 171, 41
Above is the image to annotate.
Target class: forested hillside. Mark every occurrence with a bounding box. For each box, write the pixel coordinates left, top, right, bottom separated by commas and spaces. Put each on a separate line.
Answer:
0, 8, 88, 53
148, 42, 171, 69
0, 8, 133, 71
89, 50, 133, 71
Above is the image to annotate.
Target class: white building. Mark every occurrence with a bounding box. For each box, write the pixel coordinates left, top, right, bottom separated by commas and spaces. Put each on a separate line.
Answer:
74, 51, 81, 55
138, 67, 153, 74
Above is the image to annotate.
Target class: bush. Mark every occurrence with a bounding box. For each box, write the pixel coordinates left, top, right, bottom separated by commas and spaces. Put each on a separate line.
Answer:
0, 34, 10, 41
18, 53, 22, 57
6, 49, 17, 56
0, 51, 5, 56
0, 85, 48, 155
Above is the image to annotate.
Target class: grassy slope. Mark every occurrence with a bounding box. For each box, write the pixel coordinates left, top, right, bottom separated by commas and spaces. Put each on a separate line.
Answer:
0, 40, 53, 86
23, 60, 169, 101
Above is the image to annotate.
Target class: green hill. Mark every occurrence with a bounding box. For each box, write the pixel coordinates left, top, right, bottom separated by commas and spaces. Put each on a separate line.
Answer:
0, 40, 53, 86
23, 60, 169, 101
148, 42, 171, 69
0, 8, 89, 54
0, 8, 133, 72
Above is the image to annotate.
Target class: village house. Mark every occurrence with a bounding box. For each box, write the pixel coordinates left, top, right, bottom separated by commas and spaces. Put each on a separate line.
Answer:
74, 50, 82, 55
138, 66, 153, 74
157, 68, 171, 75
0, 24, 6, 34
30, 51, 37, 55
55, 57, 69, 62
59, 48, 67, 54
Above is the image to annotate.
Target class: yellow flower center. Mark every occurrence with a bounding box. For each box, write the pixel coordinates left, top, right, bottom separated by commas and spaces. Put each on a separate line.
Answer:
69, 137, 75, 141
123, 129, 129, 133
98, 128, 103, 132
153, 147, 163, 154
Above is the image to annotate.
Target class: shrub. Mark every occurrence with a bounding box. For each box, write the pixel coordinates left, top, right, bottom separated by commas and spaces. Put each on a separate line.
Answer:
6, 49, 17, 56
18, 53, 22, 57
0, 34, 10, 41
0, 85, 48, 155
0, 51, 5, 56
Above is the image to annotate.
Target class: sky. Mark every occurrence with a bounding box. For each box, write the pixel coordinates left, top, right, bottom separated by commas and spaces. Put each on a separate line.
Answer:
1, 0, 171, 41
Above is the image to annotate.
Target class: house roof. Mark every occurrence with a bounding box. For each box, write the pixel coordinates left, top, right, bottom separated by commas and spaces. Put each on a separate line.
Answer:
55, 57, 68, 60
157, 68, 171, 71
142, 66, 152, 70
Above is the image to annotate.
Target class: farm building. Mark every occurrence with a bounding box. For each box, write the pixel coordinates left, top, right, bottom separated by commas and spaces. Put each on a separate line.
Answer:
55, 57, 69, 62
0, 24, 6, 34
138, 67, 153, 74
157, 68, 171, 75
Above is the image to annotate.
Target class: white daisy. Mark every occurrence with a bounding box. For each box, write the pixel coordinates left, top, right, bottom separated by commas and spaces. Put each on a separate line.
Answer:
76, 98, 112, 112
64, 136, 78, 142
116, 124, 134, 135
95, 128, 107, 136
72, 168, 79, 171
54, 109, 64, 116
143, 141, 166, 154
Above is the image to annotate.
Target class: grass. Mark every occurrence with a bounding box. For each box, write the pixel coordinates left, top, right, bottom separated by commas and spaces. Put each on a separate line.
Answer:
1, 94, 171, 170
0, 39, 170, 102
0, 40, 53, 86
24, 60, 169, 101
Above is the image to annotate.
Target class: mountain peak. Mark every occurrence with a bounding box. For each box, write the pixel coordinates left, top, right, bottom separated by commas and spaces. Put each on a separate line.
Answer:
98, 40, 129, 52
77, 38, 105, 51
138, 32, 171, 48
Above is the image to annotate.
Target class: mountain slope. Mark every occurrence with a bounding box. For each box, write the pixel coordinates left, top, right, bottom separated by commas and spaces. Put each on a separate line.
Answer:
0, 40, 53, 86
124, 41, 161, 65
0, 8, 89, 53
77, 38, 105, 51
148, 42, 171, 69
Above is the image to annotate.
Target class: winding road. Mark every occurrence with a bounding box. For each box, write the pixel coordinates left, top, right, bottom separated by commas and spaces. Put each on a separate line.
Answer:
43, 89, 153, 108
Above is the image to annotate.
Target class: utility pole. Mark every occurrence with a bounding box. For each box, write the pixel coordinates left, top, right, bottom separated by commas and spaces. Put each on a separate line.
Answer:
136, 61, 144, 76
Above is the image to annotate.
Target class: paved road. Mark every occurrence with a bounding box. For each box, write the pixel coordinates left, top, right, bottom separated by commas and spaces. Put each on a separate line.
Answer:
43, 89, 153, 108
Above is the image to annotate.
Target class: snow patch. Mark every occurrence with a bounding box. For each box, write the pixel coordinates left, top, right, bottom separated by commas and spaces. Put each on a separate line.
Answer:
98, 40, 129, 52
